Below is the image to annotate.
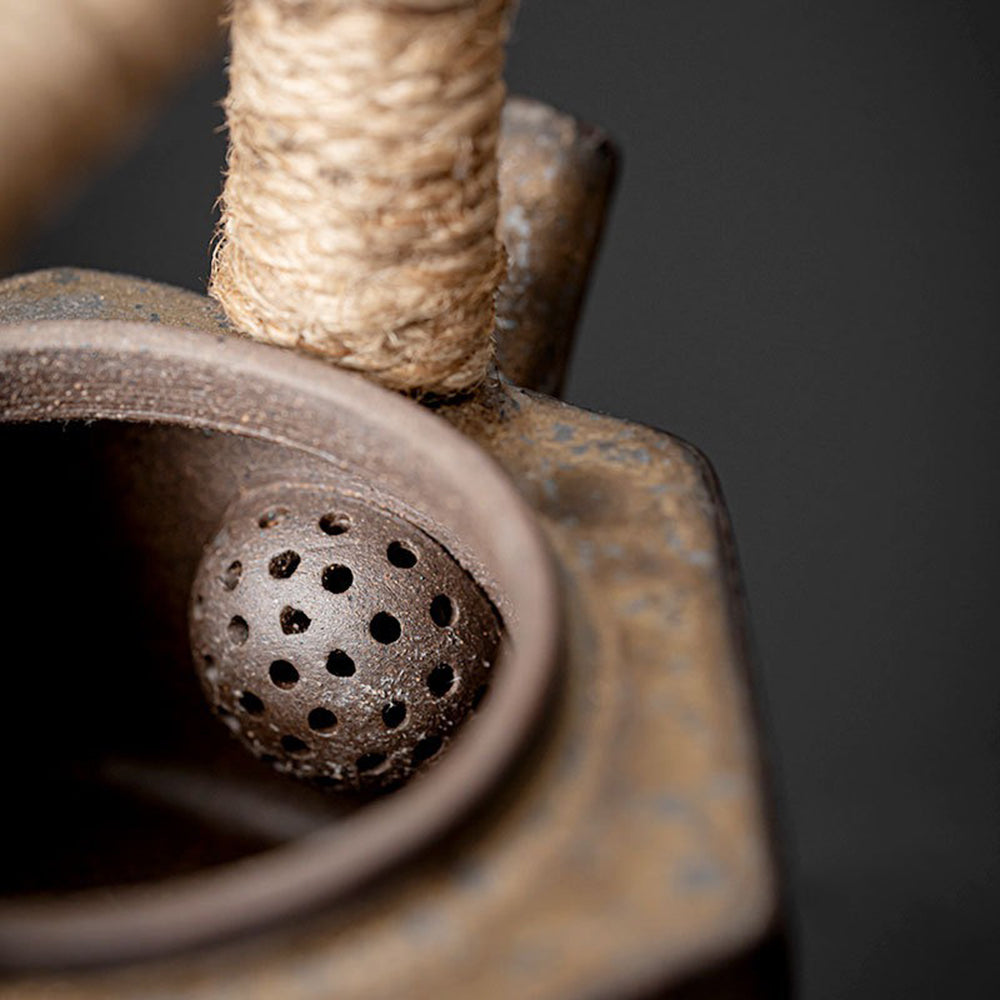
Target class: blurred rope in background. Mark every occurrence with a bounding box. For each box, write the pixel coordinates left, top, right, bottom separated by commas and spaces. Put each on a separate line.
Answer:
0, 0, 223, 265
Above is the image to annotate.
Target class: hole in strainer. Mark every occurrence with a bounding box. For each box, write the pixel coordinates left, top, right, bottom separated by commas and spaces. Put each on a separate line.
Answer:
427, 663, 455, 697
319, 512, 350, 536
322, 564, 353, 594
221, 560, 242, 590
202, 654, 218, 684
382, 701, 406, 729
357, 752, 386, 773
308, 707, 337, 732
412, 735, 443, 766
326, 649, 356, 677
369, 612, 401, 644
228, 615, 249, 645
269, 660, 299, 688
280, 606, 311, 634
386, 541, 417, 568
430, 595, 454, 628
269, 550, 301, 579
281, 735, 309, 755
258, 507, 289, 529
239, 691, 265, 715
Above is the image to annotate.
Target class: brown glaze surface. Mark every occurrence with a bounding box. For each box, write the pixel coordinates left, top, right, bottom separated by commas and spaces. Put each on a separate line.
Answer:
0, 270, 779, 996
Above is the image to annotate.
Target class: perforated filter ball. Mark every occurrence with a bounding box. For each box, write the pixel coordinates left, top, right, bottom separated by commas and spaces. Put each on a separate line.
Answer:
189, 483, 502, 790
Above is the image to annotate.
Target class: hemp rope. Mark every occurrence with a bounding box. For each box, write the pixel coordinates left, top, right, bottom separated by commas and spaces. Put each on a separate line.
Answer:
211, 0, 512, 395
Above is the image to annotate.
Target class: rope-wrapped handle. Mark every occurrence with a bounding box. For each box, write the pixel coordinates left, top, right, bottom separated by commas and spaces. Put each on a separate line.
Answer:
210, 0, 511, 395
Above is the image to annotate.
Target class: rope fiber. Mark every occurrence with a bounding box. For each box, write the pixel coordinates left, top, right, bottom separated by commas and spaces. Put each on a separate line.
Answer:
211, 0, 512, 394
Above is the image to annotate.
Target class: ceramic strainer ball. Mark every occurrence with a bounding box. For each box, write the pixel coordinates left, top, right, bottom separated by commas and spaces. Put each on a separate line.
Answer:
189, 482, 502, 790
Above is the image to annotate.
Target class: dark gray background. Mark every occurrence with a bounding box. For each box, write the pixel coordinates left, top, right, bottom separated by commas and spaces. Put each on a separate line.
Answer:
11, 1, 1000, 996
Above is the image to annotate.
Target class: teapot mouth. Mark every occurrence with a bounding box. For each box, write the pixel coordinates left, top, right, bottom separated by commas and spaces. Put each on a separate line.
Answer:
0, 319, 562, 970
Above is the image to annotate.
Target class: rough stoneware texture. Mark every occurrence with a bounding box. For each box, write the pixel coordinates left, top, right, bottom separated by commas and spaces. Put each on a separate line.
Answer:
0, 270, 780, 997
496, 97, 617, 395
191, 484, 500, 789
